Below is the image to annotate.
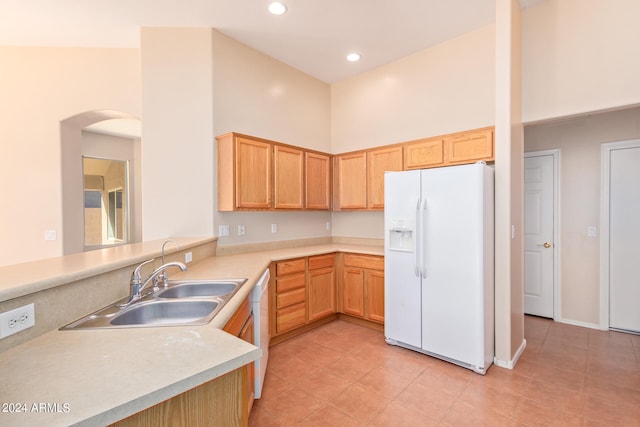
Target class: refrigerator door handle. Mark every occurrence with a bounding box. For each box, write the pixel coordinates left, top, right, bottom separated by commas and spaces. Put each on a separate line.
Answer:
421, 197, 428, 278
414, 197, 421, 277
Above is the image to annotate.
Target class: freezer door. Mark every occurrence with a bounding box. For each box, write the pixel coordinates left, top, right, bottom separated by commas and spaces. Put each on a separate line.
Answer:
384, 170, 422, 348
420, 163, 492, 368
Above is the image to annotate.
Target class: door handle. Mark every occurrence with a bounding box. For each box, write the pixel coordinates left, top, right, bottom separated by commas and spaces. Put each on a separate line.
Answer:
537, 242, 552, 248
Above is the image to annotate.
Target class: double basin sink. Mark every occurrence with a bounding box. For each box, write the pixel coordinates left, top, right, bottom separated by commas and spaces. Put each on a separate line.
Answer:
61, 279, 247, 330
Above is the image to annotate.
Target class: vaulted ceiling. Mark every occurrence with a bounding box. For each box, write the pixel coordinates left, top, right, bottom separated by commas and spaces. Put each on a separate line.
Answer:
0, 0, 544, 83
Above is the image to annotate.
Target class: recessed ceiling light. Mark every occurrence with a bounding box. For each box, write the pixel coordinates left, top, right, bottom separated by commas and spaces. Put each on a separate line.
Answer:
346, 53, 361, 62
268, 2, 287, 15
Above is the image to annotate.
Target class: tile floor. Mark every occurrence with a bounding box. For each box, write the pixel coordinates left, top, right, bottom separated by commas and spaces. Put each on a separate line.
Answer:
249, 316, 640, 426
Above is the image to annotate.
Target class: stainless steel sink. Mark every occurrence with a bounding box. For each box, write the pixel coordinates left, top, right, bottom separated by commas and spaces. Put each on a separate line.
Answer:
158, 280, 241, 298
60, 278, 247, 330
110, 300, 219, 326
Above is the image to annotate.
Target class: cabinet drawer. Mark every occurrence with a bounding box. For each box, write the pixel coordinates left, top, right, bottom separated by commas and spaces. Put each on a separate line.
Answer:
276, 258, 306, 275
343, 254, 384, 270
276, 287, 306, 309
276, 302, 306, 333
308, 254, 335, 270
276, 273, 305, 293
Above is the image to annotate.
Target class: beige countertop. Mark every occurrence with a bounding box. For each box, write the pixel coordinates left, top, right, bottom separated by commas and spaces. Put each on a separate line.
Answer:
0, 241, 383, 426
0, 237, 218, 304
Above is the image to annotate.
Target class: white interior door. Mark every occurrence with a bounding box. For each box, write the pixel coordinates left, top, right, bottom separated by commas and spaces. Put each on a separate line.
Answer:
609, 144, 640, 333
524, 154, 555, 318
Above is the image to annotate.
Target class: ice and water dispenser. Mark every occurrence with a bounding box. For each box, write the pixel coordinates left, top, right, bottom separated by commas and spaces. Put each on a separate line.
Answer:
388, 218, 414, 252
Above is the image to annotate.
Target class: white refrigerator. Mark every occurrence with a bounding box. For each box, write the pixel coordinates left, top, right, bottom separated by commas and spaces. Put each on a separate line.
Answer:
384, 162, 494, 374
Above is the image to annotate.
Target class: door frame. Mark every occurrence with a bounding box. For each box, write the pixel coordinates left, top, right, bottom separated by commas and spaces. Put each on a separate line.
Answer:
599, 139, 640, 330
524, 149, 561, 321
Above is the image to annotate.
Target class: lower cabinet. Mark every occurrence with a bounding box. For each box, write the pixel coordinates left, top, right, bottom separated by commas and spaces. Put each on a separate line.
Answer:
342, 253, 385, 324
109, 368, 245, 427
223, 295, 255, 416
272, 254, 337, 339
270, 252, 383, 340
307, 254, 336, 321
273, 258, 307, 335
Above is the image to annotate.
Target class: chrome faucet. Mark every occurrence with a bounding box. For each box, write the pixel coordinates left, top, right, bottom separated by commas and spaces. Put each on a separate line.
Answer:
119, 259, 187, 307
138, 261, 187, 295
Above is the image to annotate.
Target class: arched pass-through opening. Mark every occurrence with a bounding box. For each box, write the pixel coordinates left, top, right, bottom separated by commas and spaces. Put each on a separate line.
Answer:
61, 110, 141, 255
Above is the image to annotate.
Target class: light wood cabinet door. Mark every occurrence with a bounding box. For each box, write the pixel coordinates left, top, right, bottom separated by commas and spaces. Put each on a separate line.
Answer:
238, 314, 255, 413
404, 137, 445, 170
274, 145, 304, 209
235, 136, 272, 209
305, 152, 331, 210
367, 146, 403, 209
446, 128, 494, 164
334, 152, 367, 210
308, 266, 336, 321
343, 267, 365, 317
365, 270, 385, 324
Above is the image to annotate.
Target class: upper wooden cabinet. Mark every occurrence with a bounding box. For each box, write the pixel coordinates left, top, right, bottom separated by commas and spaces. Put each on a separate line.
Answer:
333, 152, 367, 210
334, 146, 402, 210
217, 133, 272, 211
217, 132, 331, 211
404, 127, 494, 170
274, 145, 304, 209
367, 146, 403, 209
305, 152, 331, 210
404, 137, 445, 170
218, 127, 492, 212
446, 127, 494, 165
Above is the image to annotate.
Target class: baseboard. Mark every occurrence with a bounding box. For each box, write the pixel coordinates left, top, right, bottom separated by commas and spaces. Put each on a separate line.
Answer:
557, 317, 602, 331
336, 313, 384, 331
494, 338, 527, 369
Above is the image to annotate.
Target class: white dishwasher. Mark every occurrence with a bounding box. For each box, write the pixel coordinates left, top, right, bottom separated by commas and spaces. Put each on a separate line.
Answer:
250, 269, 270, 398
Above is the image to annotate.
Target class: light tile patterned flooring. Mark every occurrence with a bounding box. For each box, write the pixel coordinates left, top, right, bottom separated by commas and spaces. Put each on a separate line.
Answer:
249, 316, 640, 426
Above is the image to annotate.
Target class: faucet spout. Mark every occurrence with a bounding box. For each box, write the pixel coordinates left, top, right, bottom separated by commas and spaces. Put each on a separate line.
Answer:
140, 261, 187, 295
161, 239, 179, 264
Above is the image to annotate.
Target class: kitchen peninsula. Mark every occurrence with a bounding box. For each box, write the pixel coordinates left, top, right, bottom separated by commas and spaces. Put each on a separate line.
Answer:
0, 237, 382, 426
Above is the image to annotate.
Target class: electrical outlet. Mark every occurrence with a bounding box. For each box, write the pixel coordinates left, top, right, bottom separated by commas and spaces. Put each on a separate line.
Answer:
238, 225, 246, 236
0, 303, 35, 339
271, 223, 277, 233
218, 225, 230, 237
184, 251, 193, 263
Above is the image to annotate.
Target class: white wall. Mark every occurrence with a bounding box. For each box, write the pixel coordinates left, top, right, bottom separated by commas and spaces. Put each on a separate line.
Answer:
0, 47, 140, 267
140, 28, 215, 241
522, 0, 640, 123
211, 31, 332, 247
525, 106, 640, 326
330, 24, 496, 239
